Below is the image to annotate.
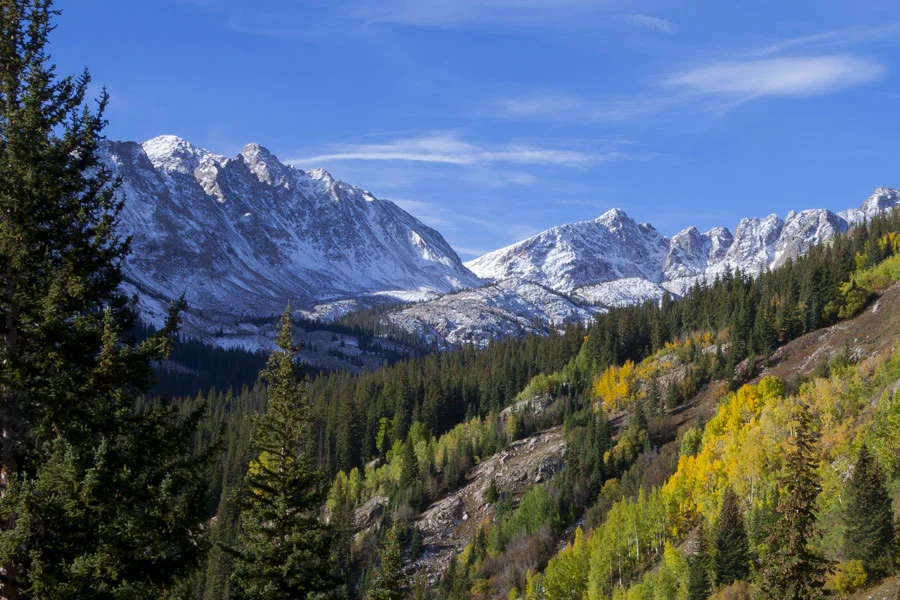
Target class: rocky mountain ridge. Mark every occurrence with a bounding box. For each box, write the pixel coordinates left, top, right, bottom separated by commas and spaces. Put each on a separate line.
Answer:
103, 135, 899, 349
467, 188, 900, 298
101, 135, 480, 331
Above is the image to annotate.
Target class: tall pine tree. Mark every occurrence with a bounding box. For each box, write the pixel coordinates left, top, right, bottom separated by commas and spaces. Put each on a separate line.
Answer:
713, 487, 750, 587
0, 1, 210, 597
843, 444, 895, 577
688, 521, 712, 600
762, 402, 831, 600
229, 308, 338, 600
366, 523, 404, 600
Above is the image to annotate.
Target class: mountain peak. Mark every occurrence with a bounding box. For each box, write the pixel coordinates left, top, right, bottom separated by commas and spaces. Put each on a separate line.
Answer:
863, 187, 900, 211
240, 143, 294, 185
596, 207, 631, 226
142, 135, 216, 174
307, 168, 335, 184
241, 142, 275, 160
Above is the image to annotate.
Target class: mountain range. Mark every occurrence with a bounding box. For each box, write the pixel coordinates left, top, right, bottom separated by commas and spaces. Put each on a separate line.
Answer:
99, 136, 900, 349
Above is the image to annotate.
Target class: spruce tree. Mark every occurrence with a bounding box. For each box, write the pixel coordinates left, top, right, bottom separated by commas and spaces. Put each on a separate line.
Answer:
399, 439, 419, 491
761, 402, 831, 600
229, 309, 338, 600
714, 487, 750, 587
843, 445, 895, 576
367, 523, 404, 600
0, 2, 210, 597
688, 521, 711, 600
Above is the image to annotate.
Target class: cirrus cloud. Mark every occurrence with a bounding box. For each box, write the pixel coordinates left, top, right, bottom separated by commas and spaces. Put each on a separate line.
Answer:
663, 55, 885, 100
289, 132, 623, 168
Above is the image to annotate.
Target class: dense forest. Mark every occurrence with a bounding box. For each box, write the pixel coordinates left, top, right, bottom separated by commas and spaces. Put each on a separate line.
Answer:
180, 207, 900, 598
3, 3, 900, 599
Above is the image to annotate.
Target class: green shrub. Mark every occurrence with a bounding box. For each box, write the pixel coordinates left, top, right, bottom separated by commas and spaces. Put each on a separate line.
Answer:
828, 560, 867, 597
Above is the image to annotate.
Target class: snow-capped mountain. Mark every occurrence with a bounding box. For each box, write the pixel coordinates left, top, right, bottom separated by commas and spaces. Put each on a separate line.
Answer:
467, 188, 900, 303
100, 135, 480, 327
104, 135, 899, 350
466, 208, 670, 293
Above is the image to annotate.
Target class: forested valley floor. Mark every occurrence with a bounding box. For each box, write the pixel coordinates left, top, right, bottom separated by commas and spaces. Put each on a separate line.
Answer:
165, 210, 900, 599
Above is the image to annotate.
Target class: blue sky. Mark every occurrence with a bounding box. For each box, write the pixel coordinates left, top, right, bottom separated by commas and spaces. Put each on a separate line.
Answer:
54, 0, 900, 259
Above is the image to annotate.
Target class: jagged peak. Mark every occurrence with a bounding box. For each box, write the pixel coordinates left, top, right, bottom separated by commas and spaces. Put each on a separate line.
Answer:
306, 168, 335, 184
596, 207, 633, 228
735, 213, 782, 229
706, 226, 732, 237
862, 187, 900, 211
673, 225, 701, 239
240, 142, 286, 166
141, 135, 220, 174
142, 134, 203, 158
240, 142, 297, 185
872, 186, 899, 196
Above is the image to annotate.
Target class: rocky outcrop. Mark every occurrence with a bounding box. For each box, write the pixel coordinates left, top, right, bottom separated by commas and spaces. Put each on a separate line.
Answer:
412, 428, 566, 582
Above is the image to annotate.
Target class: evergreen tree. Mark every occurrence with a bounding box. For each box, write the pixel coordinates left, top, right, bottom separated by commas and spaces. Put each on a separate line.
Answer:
843, 445, 895, 576
688, 521, 711, 600
228, 309, 338, 600
0, 2, 210, 597
714, 487, 750, 587
665, 381, 680, 410
761, 402, 831, 600
399, 439, 419, 491
367, 523, 404, 600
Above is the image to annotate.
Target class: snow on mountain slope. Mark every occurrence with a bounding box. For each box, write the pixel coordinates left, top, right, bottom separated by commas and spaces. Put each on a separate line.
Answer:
384, 279, 602, 347
101, 135, 480, 328
574, 278, 668, 308
107, 135, 899, 351
467, 188, 900, 300
466, 208, 669, 292
839, 187, 900, 225
394, 187, 898, 347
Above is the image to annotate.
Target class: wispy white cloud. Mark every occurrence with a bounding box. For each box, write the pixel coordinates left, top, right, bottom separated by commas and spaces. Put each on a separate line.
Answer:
750, 24, 900, 58
487, 53, 884, 123
622, 14, 677, 34
663, 55, 885, 101
289, 133, 620, 168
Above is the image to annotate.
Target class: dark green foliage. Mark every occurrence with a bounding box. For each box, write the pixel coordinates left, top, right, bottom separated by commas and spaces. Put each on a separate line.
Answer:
367, 523, 405, 600
688, 521, 712, 600
666, 381, 680, 410
486, 478, 499, 504
0, 2, 210, 597
688, 557, 711, 600
559, 407, 612, 517
172, 206, 900, 596
227, 310, 338, 600
399, 439, 419, 491
714, 487, 750, 587
843, 445, 895, 577
761, 402, 831, 600
311, 324, 588, 478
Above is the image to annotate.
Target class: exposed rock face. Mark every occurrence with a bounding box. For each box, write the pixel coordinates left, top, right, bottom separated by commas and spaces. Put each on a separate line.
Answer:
462, 188, 900, 322
412, 428, 566, 582
100, 135, 480, 330
466, 208, 670, 293
384, 279, 602, 348
107, 135, 899, 349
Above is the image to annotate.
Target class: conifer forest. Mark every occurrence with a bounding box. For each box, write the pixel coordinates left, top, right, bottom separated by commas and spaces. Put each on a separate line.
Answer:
3, 2, 900, 599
